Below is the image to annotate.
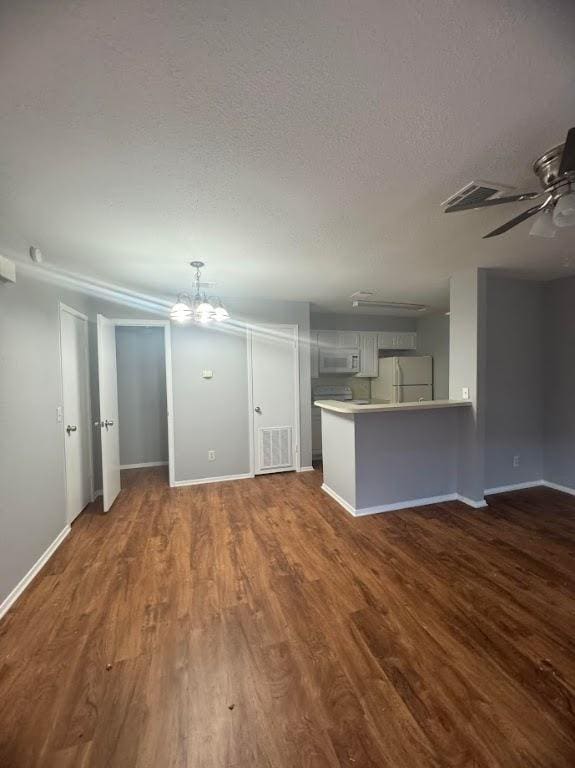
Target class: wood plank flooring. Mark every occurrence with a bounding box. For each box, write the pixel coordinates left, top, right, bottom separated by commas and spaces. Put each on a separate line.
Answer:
1, 467, 575, 767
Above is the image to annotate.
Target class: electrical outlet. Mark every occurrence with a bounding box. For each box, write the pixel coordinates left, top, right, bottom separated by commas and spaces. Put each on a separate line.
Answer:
208, 450, 216, 461
513, 455, 520, 468
462, 386, 469, 400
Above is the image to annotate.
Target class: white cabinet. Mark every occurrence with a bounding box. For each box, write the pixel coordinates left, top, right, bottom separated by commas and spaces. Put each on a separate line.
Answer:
377, 331, 417, 350
310, 331, 319, 378
317, 331, 360, 349
356, 332, 379, 377
312, 406, 322, 457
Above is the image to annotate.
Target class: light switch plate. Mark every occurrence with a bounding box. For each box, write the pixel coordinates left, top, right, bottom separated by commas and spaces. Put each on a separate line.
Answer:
202, 370, 213, 379
56, 406, 63, 423
462, 387, 469, 400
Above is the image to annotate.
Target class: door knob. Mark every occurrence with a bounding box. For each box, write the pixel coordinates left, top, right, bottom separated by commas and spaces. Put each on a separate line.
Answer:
66, 424, 77, 434
104, 419, 114, 429
254, 406, 262, 413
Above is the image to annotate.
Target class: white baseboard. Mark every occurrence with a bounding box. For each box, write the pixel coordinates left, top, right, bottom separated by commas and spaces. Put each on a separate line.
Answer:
173, 472, 254, 487
484, 479, 575, 499
485, 480, 543, 495
321, 483, 485, 516
120, 461, 168, 469
298, 466, 315, 473
321, 484, 357, 514
0, 525, 71, 621
455, 494, 488, 509
541, 480, 575, 496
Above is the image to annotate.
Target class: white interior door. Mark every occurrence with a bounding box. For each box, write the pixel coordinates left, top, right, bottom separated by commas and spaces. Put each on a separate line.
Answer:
251, 324, 299, 474
60, 306, 92, 523
97, 314, 121, 511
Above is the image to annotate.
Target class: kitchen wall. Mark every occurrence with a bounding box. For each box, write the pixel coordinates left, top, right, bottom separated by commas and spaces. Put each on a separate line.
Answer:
116, 326, 168, 467
416, 313, 450, 399
484, 276, 543, 490
543, 276, 575, 491
449, 267, 487, 504
310, 312, 416, 332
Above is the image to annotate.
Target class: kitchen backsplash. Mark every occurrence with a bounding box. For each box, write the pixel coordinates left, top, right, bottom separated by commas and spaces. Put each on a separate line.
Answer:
311, 376, 371, 399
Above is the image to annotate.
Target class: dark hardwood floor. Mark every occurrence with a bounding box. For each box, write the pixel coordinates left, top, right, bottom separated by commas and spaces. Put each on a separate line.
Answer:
1, 468, 575, 767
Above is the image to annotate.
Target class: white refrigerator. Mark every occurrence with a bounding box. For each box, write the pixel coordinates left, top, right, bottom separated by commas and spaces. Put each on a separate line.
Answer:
371, 355, 433, 403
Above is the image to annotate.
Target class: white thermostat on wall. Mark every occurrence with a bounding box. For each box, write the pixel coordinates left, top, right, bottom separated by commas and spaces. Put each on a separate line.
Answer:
202, 370, 213, 379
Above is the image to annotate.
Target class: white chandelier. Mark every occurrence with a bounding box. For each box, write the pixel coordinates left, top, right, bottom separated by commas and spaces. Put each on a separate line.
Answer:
170, 261, 230, 324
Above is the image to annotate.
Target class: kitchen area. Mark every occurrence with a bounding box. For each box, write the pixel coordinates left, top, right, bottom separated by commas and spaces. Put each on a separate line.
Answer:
310, 311, 476, 516
311, 314, 449, 460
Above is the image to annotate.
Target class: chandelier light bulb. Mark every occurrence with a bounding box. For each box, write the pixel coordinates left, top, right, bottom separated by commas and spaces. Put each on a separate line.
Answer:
553, 191, 575, 228
170, 261, 230, 324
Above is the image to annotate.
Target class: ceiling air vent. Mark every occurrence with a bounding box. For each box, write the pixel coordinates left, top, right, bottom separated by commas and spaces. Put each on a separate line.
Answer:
442, 180, 514, 211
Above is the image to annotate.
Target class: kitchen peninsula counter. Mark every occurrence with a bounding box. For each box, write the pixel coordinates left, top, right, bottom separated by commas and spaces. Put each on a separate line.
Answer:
315, 399, 481, 516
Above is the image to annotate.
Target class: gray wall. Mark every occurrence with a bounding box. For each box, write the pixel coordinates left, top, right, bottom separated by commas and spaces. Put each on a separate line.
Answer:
311, 312, 416, 332
543, 276, 575, 490
484, 277, 543, 490
416, 313, 450, 399
172, 298, 312, 482
449, 268, 486, 503
116, 326, 168, 467
0, 272, 161, 607
355, 408, 459, 509
172, 323, 250, 481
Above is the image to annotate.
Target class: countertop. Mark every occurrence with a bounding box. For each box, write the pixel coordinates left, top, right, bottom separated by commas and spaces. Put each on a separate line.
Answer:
313, 399, 473, 414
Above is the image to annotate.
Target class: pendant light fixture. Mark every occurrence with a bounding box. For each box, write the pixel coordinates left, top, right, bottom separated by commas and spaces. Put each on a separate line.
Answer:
170, 261, 230, 324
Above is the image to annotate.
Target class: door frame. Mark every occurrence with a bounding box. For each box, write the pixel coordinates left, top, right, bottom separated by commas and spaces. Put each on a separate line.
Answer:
247, 323, 301, 475
59, 303, 94, 517
109, 319, 175, 487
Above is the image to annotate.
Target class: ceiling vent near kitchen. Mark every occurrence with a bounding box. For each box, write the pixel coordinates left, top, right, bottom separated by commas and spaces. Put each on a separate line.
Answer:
441, 180, 514, 211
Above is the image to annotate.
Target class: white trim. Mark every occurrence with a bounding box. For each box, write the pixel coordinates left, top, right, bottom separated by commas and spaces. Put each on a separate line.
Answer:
111, 319, 176, 488
541, 480, 575, 496
246, 328, 255, 477
59, 303, 95, 521
173, 472, 254, 487
0, 526, 71, 621
485, 480, 543, 495
248, 323, 301, 475
120, 461, 168, 469
298, 466, 315, 473
321, 483, 357, 514
17, 260, 169, 315
321, 483, 487, 515
456, 494, 488, 509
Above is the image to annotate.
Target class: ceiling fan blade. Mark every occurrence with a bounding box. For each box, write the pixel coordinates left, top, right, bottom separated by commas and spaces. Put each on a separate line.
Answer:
445, 192, 540, 213
482, 200, 550, 239
559, 126, 575, 176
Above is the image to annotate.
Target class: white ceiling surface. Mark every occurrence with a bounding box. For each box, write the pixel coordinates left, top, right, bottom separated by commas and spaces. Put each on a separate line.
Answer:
1, 0, 575, 312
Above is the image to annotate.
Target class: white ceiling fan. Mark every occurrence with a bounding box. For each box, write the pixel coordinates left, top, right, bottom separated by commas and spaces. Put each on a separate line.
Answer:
444, 127, 575, 238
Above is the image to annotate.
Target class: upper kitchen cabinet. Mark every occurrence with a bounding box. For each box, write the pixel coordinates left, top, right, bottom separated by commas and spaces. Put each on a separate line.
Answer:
317, 330, 360, 349
356, 332, 379, 377
377, 331, 417, 350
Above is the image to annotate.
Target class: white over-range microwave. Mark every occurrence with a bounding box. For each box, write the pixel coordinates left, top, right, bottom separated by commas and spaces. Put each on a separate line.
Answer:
319, 347, 360, 374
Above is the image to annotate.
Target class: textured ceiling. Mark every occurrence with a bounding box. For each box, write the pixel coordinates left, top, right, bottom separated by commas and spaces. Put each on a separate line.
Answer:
1, 0, 575, 312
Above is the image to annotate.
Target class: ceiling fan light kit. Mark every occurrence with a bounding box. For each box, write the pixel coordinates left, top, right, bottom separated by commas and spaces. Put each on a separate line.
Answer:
444, 127, 575, 238
169, 261, 230, 324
